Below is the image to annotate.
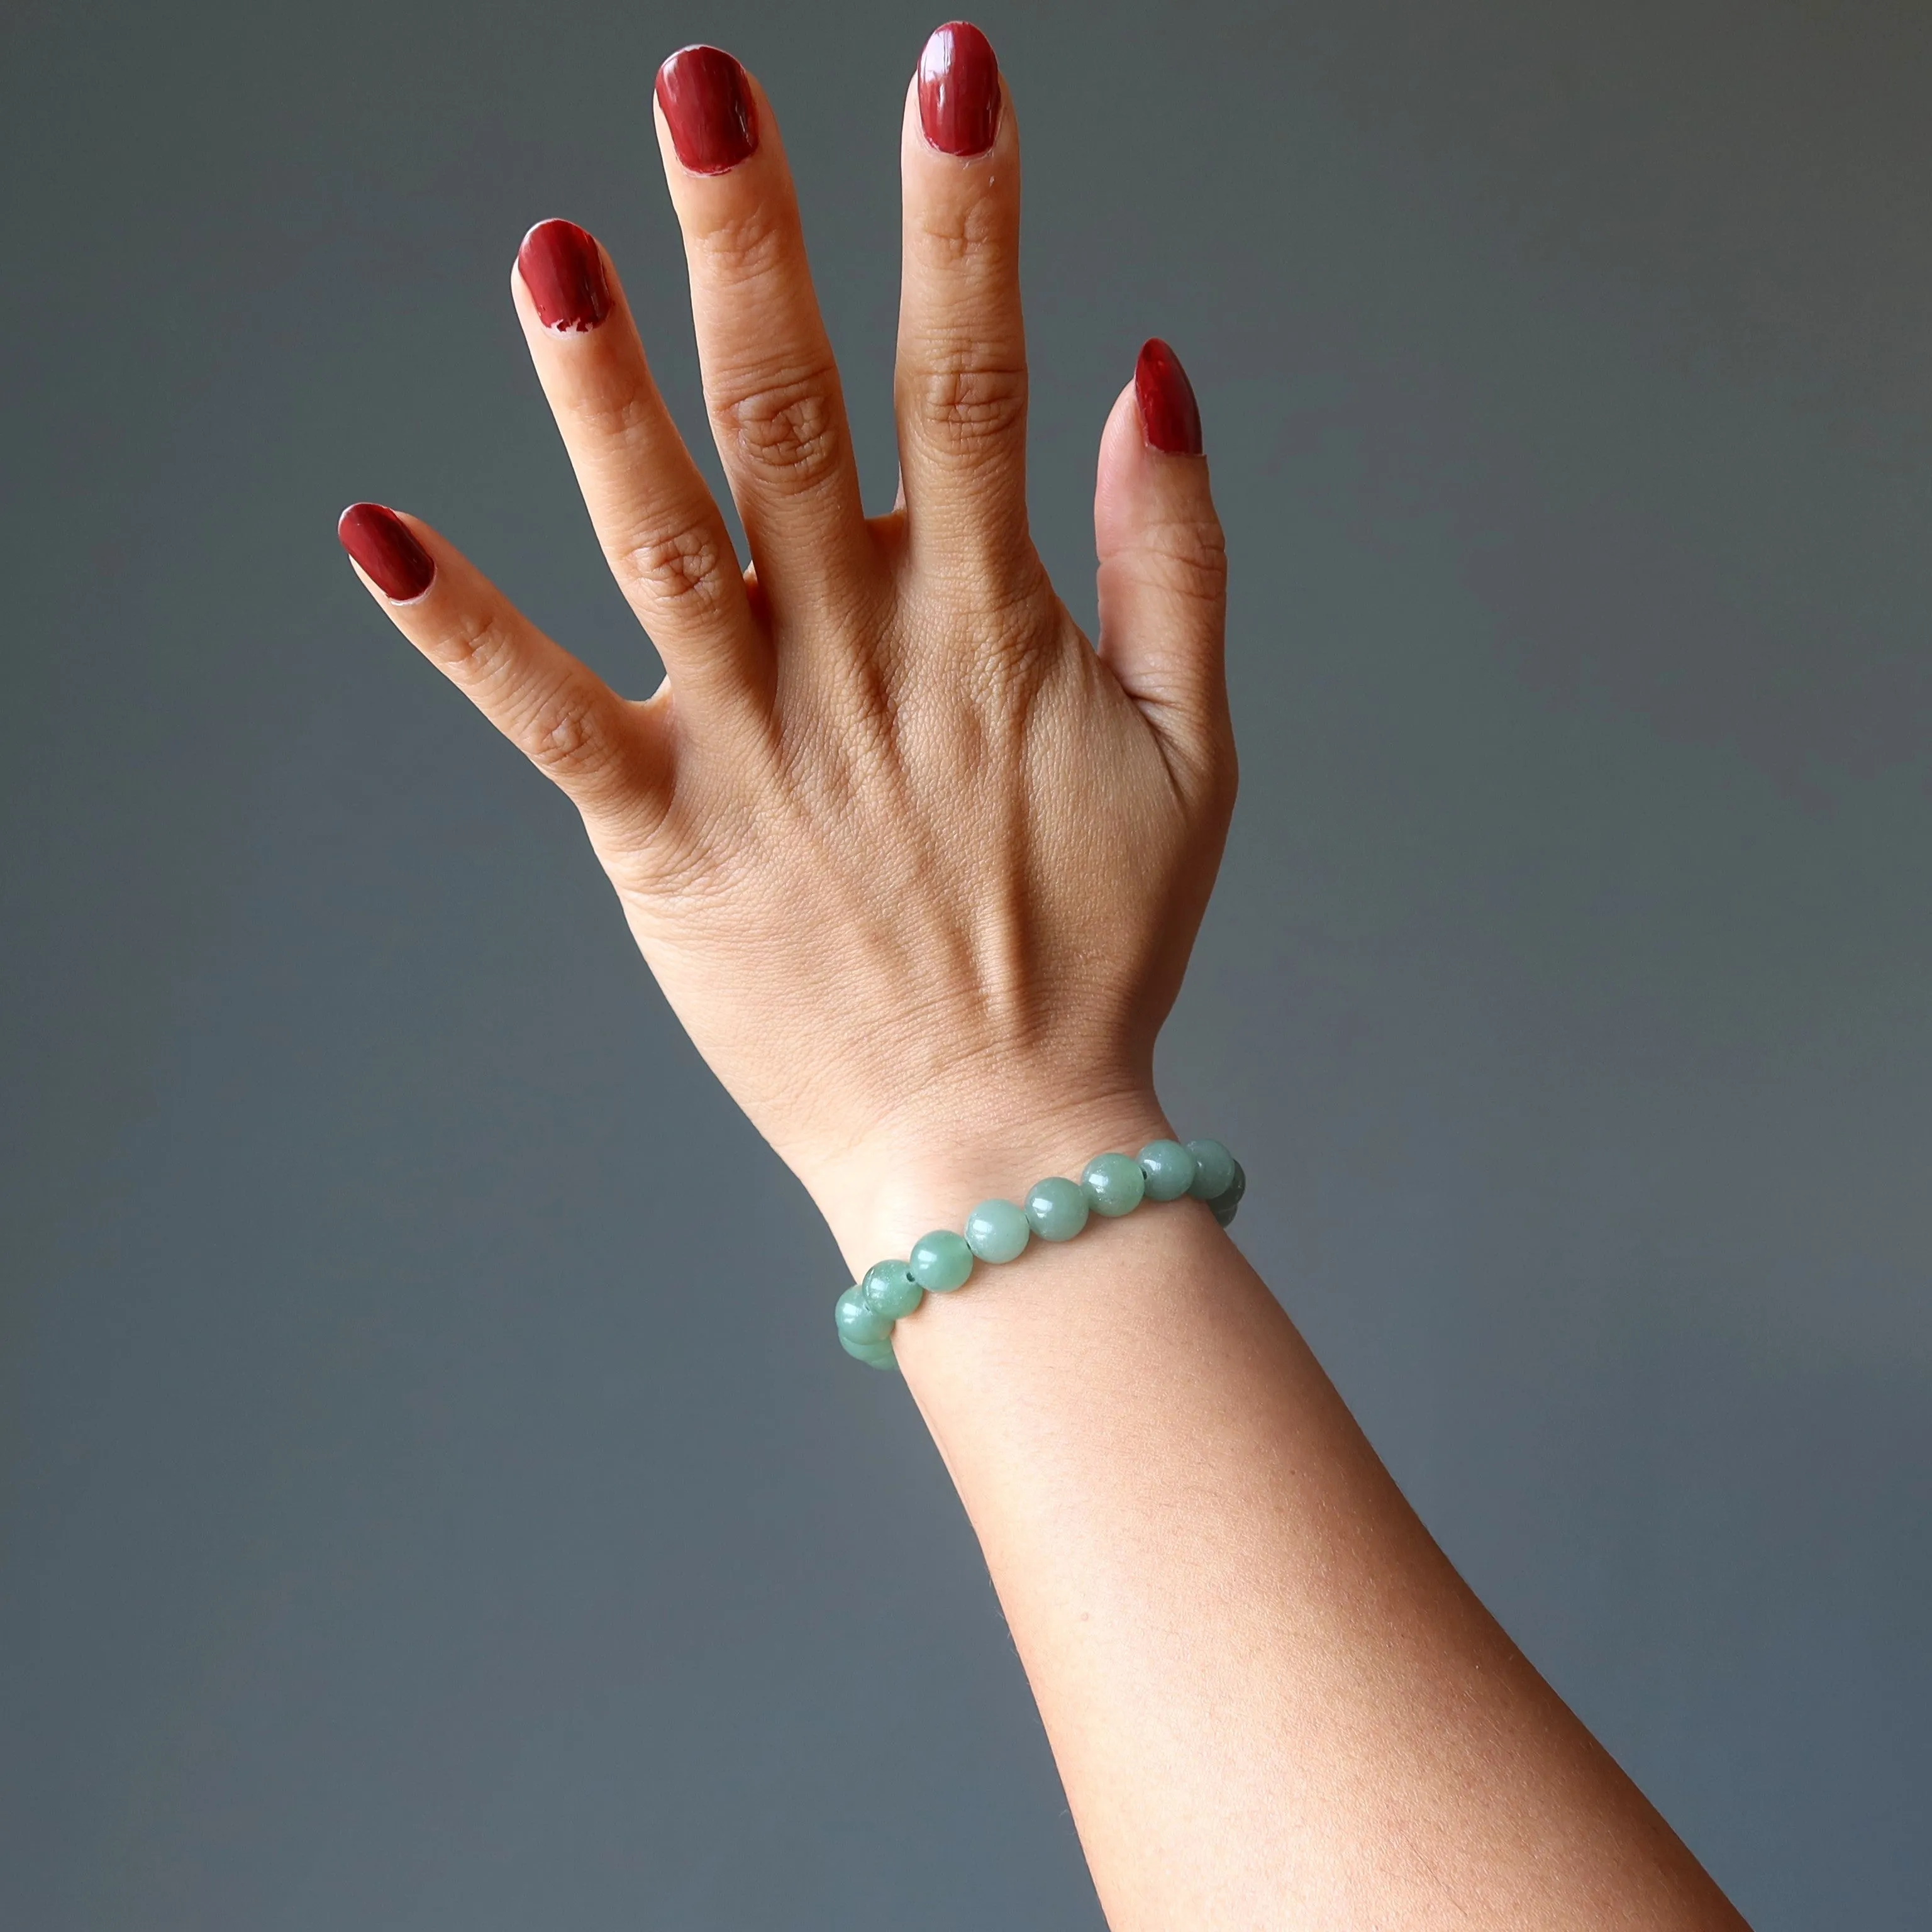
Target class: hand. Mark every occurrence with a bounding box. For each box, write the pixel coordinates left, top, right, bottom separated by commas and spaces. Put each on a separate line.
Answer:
337, 27, 1233, 1263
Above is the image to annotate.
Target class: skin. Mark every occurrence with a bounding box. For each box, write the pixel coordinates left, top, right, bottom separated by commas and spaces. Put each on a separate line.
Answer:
342, 38, 1750, 1932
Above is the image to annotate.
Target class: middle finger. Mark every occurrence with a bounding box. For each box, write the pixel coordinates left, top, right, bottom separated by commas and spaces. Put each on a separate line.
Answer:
894, 23, 1033, 585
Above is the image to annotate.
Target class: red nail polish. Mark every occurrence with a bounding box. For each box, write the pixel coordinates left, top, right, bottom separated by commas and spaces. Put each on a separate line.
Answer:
918, 21, 1001, 156
655, 45, 758, 174
1135, 339, 1202, 455
518, 219, 612, 333
338, 503, 435, 601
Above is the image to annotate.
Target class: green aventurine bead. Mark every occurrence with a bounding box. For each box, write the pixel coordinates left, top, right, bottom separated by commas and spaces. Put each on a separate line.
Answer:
1210, 1158, 1246, 1226
835, 1285, 893, 1346
1137, 1139, 1197, 1201
1082, 1152, 1146, 1216
910, 1229, 974, 1292
965, 1198, 1031, 1263
862, 1260, 924, 1321
840, 1331, 899, 1370
1026, 1176, 1089, 1241
1186, 1138, 1236, 1201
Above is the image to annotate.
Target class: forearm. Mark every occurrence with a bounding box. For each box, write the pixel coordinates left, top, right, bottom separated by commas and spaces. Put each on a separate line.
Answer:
855, 1114, 1744, 1930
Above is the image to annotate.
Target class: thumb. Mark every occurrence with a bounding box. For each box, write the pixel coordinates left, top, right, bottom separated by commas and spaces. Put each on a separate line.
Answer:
1094, 340, 1231, 787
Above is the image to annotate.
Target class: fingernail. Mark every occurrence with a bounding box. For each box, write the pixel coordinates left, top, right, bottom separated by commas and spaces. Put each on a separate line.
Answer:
918, 21, 1001, 156
655, 45, 758, 174
1135, 339, 1202, 455
518, 219, 612, 333
338, 503, 435, 601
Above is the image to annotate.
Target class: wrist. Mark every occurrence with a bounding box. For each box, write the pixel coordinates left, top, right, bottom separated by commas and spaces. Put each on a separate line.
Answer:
806, 1081, 1175, 1275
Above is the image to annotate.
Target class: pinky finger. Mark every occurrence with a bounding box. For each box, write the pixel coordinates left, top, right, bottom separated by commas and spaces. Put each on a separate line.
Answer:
337, 502, 669, 833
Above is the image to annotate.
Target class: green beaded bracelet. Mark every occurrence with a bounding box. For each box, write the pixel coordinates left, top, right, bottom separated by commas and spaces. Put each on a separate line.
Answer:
834, 1136, 1244, 1370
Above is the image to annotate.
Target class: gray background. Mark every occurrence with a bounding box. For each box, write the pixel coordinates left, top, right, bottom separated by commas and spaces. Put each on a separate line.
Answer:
3, 0, 1928, 1924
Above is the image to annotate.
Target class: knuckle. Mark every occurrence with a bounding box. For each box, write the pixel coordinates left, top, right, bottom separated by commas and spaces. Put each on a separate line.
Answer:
564, 380, 658, 446
910, 189, 1015, 264
621, 516, 735, 616
1187, 729, 1240, 828
435, 608, 518, 685
716, 366, 844, 493
522, 684, 617, 788
692, 203, 792, 286
1133, 513, 1228, 608
425, 608, 653, 813
958, 590, 1062, 723
911, 357, 1028, 462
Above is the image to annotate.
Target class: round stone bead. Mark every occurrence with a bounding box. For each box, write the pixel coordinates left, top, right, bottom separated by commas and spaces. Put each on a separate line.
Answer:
1082, 1152, 1146, 1217
1185, 1137, 1236, 1201
861, 1260, 924, 1321
965, 1198, 1031, 1263
840, 1331, 898, 1370
1209, 1160, 1246, 1226
910, 1229, 974, 1293
835, 1285, 893, 1347
1137, 1139, 1197, 1201
1025, 1175, 1089, 1241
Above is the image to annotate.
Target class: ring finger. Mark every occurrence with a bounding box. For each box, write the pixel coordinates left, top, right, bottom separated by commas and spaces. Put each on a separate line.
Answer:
513, 219, 766, 726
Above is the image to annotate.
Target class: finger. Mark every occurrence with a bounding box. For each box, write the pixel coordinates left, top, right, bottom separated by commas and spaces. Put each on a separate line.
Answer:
652, 47, 874, 623
513, 219, 767, 722
894, 23, 1033, 583
336, 504, 669, 833
1094, 342, 1231, 791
